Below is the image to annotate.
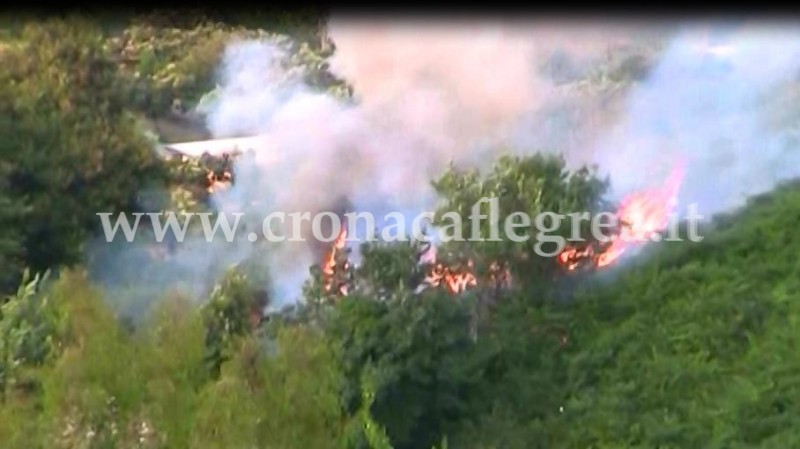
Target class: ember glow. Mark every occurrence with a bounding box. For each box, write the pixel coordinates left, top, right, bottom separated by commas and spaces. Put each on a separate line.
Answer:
558, 162, 685, 271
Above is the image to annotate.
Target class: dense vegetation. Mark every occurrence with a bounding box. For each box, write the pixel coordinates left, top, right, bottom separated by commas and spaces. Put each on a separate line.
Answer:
2, 11, 799, 449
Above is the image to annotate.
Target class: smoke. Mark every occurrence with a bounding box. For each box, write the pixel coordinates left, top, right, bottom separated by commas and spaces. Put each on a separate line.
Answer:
90, 18, 800, 313
581, 22, 800, 217
209, 19, 669, 209
198, 19, 668, 303
324, 18, 669, 180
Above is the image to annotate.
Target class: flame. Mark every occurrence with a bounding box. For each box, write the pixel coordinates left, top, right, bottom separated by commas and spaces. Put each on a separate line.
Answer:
203, 153, 235, 194
444, 269, 478, 294
600, 164, 684, 266
321, 224, 349, 295
416, 244, 511, 295
558, 162, 685, 271
322, 226, 347, 275
421, 262, 478, 294
557, 245, 595, 271
417, 244, 469, 294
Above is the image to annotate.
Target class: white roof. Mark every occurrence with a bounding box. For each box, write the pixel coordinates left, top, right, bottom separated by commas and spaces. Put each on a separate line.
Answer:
163, 135, 273, 158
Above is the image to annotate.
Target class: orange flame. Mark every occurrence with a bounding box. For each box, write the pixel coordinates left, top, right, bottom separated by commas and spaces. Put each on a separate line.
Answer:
421, 262, 478, 294
417, 248, 481, 294
322, 226, 347, 274
322, 224, 349, 294
417, 245, 511, 295
444, 270, 478, 294
558, 162, 685, 271
557, 245, 595, 271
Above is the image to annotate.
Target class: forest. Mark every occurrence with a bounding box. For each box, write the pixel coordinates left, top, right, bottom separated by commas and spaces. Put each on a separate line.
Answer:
2, 10, 800, 449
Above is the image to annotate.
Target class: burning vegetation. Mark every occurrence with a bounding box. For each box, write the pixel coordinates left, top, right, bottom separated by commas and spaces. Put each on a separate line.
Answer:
161, 132, 686, 306
418, 259, 478, 295
201, 152, 236, 194
315, 162, 685, 300
161, 130, 685, 304
318, 237, 513, 301
558, 163, 685, 271
162, 138, 257, 202
320, 224, 354, 297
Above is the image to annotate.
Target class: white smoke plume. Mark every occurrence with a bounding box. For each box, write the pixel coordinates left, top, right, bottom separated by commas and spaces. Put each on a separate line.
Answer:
90, 18, 800, 313
581, 21, 800, 216
209, 19, 670, 207
201, 18, 669, 303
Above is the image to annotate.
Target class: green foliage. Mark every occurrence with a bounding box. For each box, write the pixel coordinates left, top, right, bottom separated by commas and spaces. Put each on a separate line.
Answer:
0, 269, 61, 401
352, 368, 395, 449
138, 294, 208, 448
0, 11, 355, 449
106, 21, 258, 117
446, 294, 574, 449
106, 14, 348, 118
324, 166, 800, 448
0, 13, 351, 296
0, 270, 349, 448
356, 240, 425, 298
201, 269, 268, 378
191, 326, 346, 449
4, 157, 800, 448
329, 293, 489, 449
432, 153, 610, 289
540, 181, 800, 448
0, 17, 168, 290
0, 183, 27, 293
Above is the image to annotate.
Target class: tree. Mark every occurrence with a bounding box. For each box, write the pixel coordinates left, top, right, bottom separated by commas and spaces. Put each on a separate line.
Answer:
328, 293, 490, 449
106, 13, 349, 121
202, 269, 269, 379
0, 188, 26, 294
0, 17, 168, 291
431, 153, 610, 292
191, 326, 347, 449
138, 293, 208, 448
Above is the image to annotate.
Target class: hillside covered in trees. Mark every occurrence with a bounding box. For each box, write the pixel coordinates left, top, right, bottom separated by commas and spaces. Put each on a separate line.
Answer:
2, 11, 800, 449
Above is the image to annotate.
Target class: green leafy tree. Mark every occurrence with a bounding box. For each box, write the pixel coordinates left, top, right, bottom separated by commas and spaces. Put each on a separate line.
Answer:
0, 182, 27, 294
32, 270, 151, 449
329, 292, 490, 449
191, 326, 347, 449
106, 14, 349, 121
138, 293, 208, 448
355, 240, 427, 299
201, 269, 268, 379
0, 17, 168, 288
432, 153, 610, 291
